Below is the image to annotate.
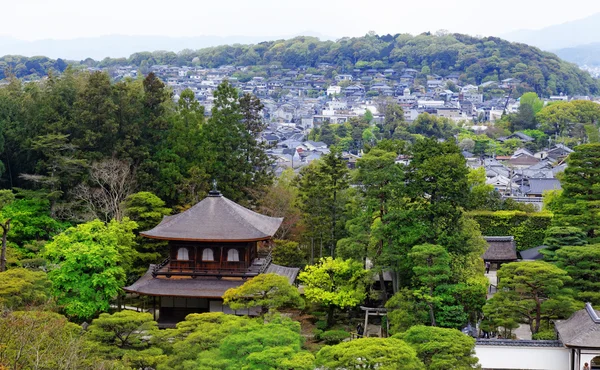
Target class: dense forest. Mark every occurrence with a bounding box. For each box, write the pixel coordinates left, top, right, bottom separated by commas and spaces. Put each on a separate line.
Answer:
0, 71, 272, 213
1, 32, 598, 96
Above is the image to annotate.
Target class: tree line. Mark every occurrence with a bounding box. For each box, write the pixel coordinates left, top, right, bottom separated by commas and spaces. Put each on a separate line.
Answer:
2, 32, 599, 96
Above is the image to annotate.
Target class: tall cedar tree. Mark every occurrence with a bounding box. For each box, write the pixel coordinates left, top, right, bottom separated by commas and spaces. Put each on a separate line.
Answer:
553, 143, 600, 243
202, 81, 272, 202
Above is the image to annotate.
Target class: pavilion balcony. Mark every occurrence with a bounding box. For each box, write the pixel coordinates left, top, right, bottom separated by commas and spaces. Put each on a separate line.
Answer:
152, 254, 272, 279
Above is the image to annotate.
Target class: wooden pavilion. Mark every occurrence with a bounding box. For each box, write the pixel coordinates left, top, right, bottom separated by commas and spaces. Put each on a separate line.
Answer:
482, 236, 518, 269
123, 188, 300, 326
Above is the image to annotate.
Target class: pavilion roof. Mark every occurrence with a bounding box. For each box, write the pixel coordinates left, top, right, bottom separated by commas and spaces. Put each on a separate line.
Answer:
555, 303, 600, 348
482, 236, 518, 262
140, 191, 283, 242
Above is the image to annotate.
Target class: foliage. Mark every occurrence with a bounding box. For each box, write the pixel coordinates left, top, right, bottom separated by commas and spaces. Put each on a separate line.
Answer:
44, 219, 138, 320
542, 226, 587, 260
1, 197, 67, 251
201, 81, 273, 203
398, 325, 480, 370
123, 191, 171, 276
386, 288, 430, 334
532, 329, 557, 340
48, 33, 600, 96
468, 210, 553, 250
552, 143, 600, 243
482, 261, 576, 334
298, 257, 371, 326
466, 167, 500, 211
0, 310, 92, 370
86, 311, 164, 368
319, 329, 351, 345
0, 268, 52, 309
223, 273, 303, 314
272, 239, 308, 268
156, 312, 312, 370
409, 244, 451, 326
296, 149, 350, 258
0, 75, 272, 215
316, 337, 425, 370
257, 169, 302, 240
555, 244, 600, 305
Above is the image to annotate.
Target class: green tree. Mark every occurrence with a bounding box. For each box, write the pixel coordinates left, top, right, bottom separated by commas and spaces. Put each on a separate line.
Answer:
409, 244, 451, 326
0, 196, 66, 270
296, 149, 350, 258
552, 144, 600, 243
542, 226, 587, 260
386, 288, 430, 333
351, 143, 404, 298
44, 219, 138, 320
201, 80, 273, 202
86, 311, 164, 368
405, 138, 469, 243
555, 244, 600, 305
511, 102, 536, 131
466, 167, 500, 211
398, 325, 480, 370
519, 92, 543, 114
0, 310, 93, 370
0, 268, 52, 309
298, 257, 371, 327
223, 273, 303, 315
316, 337, 425, 370
482, 261, 575, 335
536, 102, 575, 135
72, 71, 118, 158
258, 169, 301, 240
0, 190, 15, 272
123, 191, 171, 275
272, 239, 307, 268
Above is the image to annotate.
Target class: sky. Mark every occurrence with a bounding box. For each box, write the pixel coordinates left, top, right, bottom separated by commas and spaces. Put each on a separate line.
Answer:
2, 0, 600, 41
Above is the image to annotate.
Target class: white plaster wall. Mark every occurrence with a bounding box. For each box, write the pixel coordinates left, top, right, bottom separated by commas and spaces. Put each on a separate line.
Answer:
475, 345, 569, 370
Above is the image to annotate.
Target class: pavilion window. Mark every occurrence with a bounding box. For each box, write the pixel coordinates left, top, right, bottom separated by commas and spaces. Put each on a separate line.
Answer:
227, 248, 240, 262
177, 247, 190, 260
201, 248, 214, 261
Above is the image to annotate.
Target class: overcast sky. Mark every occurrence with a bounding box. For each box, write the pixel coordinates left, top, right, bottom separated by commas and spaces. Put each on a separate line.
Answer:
3, 0, 600, 40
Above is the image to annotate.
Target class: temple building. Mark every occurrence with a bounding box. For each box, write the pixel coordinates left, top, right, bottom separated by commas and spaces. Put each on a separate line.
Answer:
124, 188, 300, 327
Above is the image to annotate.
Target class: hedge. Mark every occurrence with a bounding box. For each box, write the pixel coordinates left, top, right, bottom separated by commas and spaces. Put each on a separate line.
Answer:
467, 211, 553, 251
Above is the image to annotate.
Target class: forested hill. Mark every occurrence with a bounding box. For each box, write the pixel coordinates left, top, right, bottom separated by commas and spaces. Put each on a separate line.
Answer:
1, 32, 599, 96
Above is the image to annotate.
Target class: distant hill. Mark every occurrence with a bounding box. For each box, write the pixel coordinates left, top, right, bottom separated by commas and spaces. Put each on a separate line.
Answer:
0, 33, 334, 60
555, 43, 600, 67
503, 13, 600, 50
1, 33, 598, 96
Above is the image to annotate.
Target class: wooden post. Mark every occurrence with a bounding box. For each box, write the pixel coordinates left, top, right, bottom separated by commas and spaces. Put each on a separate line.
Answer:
364, 309, 369, 337
153, 296, 156, 321
220, 246, 224, 270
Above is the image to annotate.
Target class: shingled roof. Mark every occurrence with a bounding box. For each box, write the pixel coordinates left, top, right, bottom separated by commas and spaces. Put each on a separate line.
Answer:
124, 263, 300, 297
140, 191, 283, 242
123, 265, 245, 298
482, 236, 518, 262
555, 303, 600, 348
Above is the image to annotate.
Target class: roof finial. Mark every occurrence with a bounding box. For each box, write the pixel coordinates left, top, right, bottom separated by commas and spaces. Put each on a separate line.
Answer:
209, 179, 222, 197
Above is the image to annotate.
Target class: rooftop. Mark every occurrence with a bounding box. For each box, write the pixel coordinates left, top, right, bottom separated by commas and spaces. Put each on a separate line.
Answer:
483, 236, 518, 262
555, 303, 600, 348
141, 190, 283, 242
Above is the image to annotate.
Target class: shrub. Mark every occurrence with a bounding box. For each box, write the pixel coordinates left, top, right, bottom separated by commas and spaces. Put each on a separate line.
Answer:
467, 211, 552, 250
315, 320, 328, 331
320, 330, 351, 344
532, 329, 556, 340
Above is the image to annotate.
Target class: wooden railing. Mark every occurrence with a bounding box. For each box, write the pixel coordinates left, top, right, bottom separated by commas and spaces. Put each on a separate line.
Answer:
152, 258, 262, 278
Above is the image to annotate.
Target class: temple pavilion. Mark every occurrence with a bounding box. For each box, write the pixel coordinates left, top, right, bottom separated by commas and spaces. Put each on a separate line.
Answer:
124, 188, 300, 327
